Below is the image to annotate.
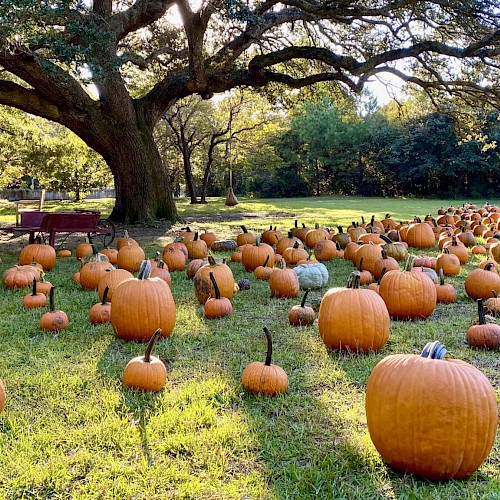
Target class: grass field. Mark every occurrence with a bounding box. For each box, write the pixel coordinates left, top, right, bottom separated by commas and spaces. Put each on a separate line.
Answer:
0, 196, 498, 499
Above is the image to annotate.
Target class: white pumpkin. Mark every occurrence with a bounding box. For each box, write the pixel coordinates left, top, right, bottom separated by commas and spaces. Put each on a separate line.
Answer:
293, 263, 329, 289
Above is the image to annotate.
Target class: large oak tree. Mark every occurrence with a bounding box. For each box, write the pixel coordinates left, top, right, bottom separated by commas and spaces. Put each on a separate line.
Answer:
0, 0, 498, 222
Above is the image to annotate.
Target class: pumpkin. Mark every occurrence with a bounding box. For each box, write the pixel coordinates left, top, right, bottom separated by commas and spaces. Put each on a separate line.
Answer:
19, 243, 56, 271
241, 238, 275, 272
187, 258, 208, 279
379, 256, 437, 320
466, 299, 500, 350
288, 289, 316, 326
184, 232, 208, 259
116, 230, 138, 249
40, 287, 69, 331
269, 262, 300, 298
204, 272, 233, 319
97, 268, 133, 302
464, 262, 500, 300
313, 239, 338, 261
178, 226, 196, 242
282, 241, 308, 267
236, 226, 256, 246
111, 260, 176, 341
163, 239, 188, 258
293, 262, 329, 289
304, 223, 329, 249
484, 291, 500, 316
435, 248, 460, 276
123, 328, 167, 392
36, 275, 53, 295
3, 265, 40, 289
435, 269, 457, 304
0, 378, 5, 413
276, 231, 302, 256
116, 241, 146, 272
353, 242, 383, 274
294, 223, 310, 243
57, 249, 72, 258
373, 249, 399, 280
75, 240, 93, 260
89, 286, 111, 324
253, 256, 274, 281
318, 271, 390, 352
162, 246, 187, 271
366, 341, 498, 480
210, 239, 238, 252
442, 236, 468, 265
100, 247, 118, 265
262, 225, 283, 245
406, 219, 436, 248
471, 244, 487, 255
331, 226, 351, 249
200, 228, 217, 248
193, 256, 234, 304
241, 327, 288, 396
150, 260, 172, 287
23, 277, 47, 309
80, 251, 114, 291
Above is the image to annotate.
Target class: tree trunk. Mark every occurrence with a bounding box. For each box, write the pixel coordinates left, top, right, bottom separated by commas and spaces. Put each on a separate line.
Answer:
105, 129, 178, 223
183, 148, 198, 204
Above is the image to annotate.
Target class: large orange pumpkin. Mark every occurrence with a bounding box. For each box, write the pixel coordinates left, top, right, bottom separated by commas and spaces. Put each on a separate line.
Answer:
111, 260, 176, 341
193, 256, 234, 304
366, 341, 498, 480
379, 257, 437, 320
318, 271, 390, 352
19, 243, 56, 271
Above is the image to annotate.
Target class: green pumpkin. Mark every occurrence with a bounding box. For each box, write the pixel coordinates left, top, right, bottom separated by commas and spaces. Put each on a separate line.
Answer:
293, 263, 329, 289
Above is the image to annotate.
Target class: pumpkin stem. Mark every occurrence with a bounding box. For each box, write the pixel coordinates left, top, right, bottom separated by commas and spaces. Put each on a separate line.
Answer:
403, 254, 415, 272
493, 290, 498, 298
240, 225, 248, 233
421, 341, 447, 359
158, 260, 166, 270
209, 272, 221, 300
263, 255, 270, 267
144, 328, 162, 363
48, 286, 55, 312
138, 260, 152, 280
208, 255, 216, 266
31, 277, 38, 296
102, 286, 110, 305
300, 289, 310, 308
294, 220, 298, 228
154, 251, 161, 262
263, 327, 273, 366
439, 268, 445, 286
337, 225, 343, 233
346, 271, 361, 289
380, 234, 392, 244
477, 299, 486, 325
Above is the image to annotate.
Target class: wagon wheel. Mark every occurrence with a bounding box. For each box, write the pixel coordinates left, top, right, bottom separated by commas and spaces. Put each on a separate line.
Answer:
88, 217, 116, 248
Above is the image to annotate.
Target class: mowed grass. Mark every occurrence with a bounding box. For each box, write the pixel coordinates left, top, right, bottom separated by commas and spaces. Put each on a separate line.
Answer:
0, 196, 498, 499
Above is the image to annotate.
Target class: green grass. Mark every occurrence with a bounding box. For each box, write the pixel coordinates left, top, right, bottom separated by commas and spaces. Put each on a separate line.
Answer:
0, 196, 499, 499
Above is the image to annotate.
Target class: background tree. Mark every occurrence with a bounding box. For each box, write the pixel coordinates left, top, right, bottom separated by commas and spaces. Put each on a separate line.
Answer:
0, 1, 498, 222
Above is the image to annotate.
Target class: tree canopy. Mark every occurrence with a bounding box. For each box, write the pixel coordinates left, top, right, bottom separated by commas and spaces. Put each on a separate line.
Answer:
0, 0, 499, 221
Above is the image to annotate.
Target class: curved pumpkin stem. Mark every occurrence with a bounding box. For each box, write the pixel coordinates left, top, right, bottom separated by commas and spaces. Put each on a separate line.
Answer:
477, 299, 486, 325
263, 326, 273, 366
102, 286, 110, 305
300, 289, 310, 308
144, 328, 162, 363
209, 272, 221, 300
403, 255, 415, 272
421, 341, 447, 359
138, 260, 152, 280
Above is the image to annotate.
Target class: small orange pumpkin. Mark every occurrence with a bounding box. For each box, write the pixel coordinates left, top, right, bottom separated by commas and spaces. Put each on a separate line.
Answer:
123, 328, 167, 392
241, 327, 288, 396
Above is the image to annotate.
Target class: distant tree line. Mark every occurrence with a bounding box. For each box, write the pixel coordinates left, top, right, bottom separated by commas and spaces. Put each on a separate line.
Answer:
230, 100, 500, 200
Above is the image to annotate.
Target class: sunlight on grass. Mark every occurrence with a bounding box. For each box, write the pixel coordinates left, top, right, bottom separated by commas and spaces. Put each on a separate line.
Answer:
0, 196, 498, 498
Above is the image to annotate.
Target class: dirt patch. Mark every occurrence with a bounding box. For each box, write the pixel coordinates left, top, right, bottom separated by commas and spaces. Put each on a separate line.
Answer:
0, 211, 294, 251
